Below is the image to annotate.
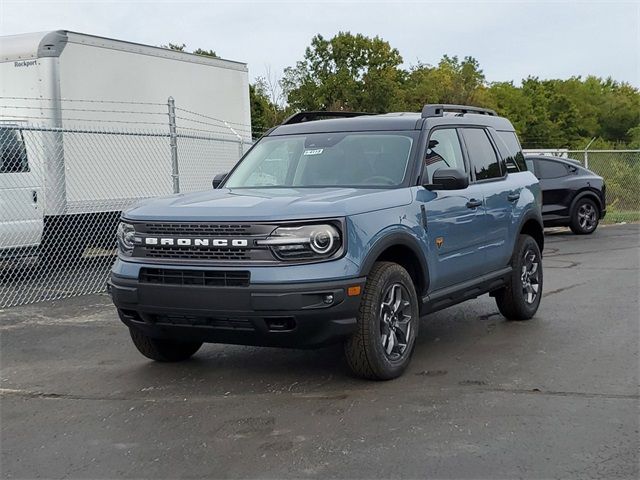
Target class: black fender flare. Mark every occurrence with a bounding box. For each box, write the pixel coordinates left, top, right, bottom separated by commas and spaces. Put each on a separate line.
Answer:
516, 208, 545, 252
358, 231, 430, 295
569, 189, 604, 216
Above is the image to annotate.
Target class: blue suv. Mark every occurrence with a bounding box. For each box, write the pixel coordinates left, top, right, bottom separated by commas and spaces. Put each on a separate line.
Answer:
109, 104, 544, 380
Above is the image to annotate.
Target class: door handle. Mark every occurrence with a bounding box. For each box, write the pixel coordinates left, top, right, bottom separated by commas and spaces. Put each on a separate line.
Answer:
466, 198, 482, 209
507, 192, 520, 202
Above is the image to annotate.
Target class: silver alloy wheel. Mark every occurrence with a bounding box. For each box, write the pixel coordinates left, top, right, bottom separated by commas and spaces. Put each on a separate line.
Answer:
379, 283, 413, 360
578, 202, 597, 231
521, 249, 540, 305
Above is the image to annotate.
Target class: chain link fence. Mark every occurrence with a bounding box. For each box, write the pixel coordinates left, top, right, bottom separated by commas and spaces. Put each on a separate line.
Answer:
1, 97, 251, 308
523, 149, 640, 224
2, 97, 638, 309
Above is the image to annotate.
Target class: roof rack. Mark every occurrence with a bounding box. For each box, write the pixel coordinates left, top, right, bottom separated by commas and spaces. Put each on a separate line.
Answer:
421, 104, 497, 118
281, 111, 373, 125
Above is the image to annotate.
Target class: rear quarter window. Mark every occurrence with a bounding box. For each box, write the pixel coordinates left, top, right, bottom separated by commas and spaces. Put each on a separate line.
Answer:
461, 128, 503, 181
495, 130, 527, 172
536, 159, 570, 179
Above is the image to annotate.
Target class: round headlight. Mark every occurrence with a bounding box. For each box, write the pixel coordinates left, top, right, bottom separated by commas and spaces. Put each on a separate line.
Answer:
310, 228, 335, 254
257, 223, 342, 260
116, 222, 136, 254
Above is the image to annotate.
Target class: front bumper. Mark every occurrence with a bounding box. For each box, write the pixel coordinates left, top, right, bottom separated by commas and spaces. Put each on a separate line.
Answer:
108, 273, 365, 348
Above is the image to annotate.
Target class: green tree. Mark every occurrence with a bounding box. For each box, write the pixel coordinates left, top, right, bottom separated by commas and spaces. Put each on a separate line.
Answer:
161, 43, 218, 58
164, 35, 640, 149
627, 126, 640, 149
161, 42, 186, 51
249, 80, 291, 139
597, 81, 640, 144
282, 32, 404, 112
193, 48, 218, 58
400, 55, 486, 111
478, 81, 530, 134
249, 84, 270, 138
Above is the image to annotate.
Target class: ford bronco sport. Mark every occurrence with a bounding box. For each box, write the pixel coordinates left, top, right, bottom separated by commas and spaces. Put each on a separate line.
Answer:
109, 104, 544, 380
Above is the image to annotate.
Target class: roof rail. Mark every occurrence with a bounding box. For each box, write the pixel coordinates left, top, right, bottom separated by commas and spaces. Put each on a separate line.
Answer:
421, 104, 497, 118
281, 111, 373, 125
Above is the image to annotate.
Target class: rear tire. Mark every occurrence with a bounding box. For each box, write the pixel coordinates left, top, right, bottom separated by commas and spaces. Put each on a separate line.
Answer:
129, 328, 202, 362
344, 261, 419, 380
570, 198, 599, 234
495, 234, 543, 321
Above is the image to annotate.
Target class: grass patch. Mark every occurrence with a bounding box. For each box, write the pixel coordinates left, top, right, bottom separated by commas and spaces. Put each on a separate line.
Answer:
603, 210, 640, 224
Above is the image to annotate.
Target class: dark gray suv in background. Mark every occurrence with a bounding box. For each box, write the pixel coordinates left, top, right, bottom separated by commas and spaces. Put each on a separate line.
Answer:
525, 155, 606, 234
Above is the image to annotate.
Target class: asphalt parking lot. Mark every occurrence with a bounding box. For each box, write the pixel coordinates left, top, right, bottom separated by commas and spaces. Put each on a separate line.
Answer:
1, 224, 638, 479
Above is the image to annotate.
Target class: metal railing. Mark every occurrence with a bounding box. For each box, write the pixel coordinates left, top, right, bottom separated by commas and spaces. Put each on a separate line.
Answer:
523, 149, 640, 223
0, 97, 252, 308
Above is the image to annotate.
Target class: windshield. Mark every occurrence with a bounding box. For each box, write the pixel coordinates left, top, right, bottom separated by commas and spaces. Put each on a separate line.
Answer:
224, 132, 416, 188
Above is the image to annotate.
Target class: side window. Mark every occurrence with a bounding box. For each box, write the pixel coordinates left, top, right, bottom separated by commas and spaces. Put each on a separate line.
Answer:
0, 128, 29, 173
424, 128, 465, 182
536, 159, 569, 179
461, 128, 502, 181
495, 130, 527, 172
525, 158, 535, 175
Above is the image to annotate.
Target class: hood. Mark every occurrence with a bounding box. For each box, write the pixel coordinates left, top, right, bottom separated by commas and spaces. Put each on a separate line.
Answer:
123, 187, 413, 222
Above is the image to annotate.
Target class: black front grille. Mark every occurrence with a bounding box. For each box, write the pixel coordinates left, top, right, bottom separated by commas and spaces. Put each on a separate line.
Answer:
140, 268, 250, 287
152, 314, 254, 330
132, 222, 276, 262
143, 223, 252, 236
142, 246, 251, 261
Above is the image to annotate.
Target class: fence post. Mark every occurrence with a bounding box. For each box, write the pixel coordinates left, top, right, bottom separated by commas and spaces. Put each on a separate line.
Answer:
583, 137, 596, 169
167, 96, 180, 193
238, 138, 244, 159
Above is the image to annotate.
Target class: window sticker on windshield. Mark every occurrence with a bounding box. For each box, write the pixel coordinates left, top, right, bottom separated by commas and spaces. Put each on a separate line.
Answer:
303, 148, 323, 156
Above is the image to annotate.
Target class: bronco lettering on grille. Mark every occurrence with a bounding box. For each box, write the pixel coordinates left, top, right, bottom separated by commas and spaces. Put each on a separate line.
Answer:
143, 237, 249, 247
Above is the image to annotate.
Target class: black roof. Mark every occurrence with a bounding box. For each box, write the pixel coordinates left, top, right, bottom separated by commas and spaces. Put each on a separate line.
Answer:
270, 111, 514, 136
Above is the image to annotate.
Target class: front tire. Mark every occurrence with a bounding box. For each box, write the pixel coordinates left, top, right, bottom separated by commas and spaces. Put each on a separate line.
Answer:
129, 328, 202, 362
570, 198, 599, 234
495, 234, 543, 321
344, 261, 419, 380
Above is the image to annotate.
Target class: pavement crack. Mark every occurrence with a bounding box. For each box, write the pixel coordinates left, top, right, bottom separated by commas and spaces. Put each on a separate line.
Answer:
4, 384, 637, 404
477, 386, 639, 400
0, 388, 129, 401
545, 260, 581, 269
544, 282, 588, 297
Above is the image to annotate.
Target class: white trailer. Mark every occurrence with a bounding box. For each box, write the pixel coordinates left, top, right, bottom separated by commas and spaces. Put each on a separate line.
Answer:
0, 30, 251, 259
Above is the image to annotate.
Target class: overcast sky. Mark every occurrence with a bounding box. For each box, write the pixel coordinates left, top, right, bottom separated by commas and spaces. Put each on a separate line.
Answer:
2, 0, 638, 87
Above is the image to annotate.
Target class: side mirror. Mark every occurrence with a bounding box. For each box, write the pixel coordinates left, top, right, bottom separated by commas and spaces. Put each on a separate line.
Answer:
212, 172, 227, 189
424, 168, 469, 190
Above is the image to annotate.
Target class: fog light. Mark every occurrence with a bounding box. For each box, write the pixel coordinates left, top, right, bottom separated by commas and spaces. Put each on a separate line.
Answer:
323, 294, 334, 305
